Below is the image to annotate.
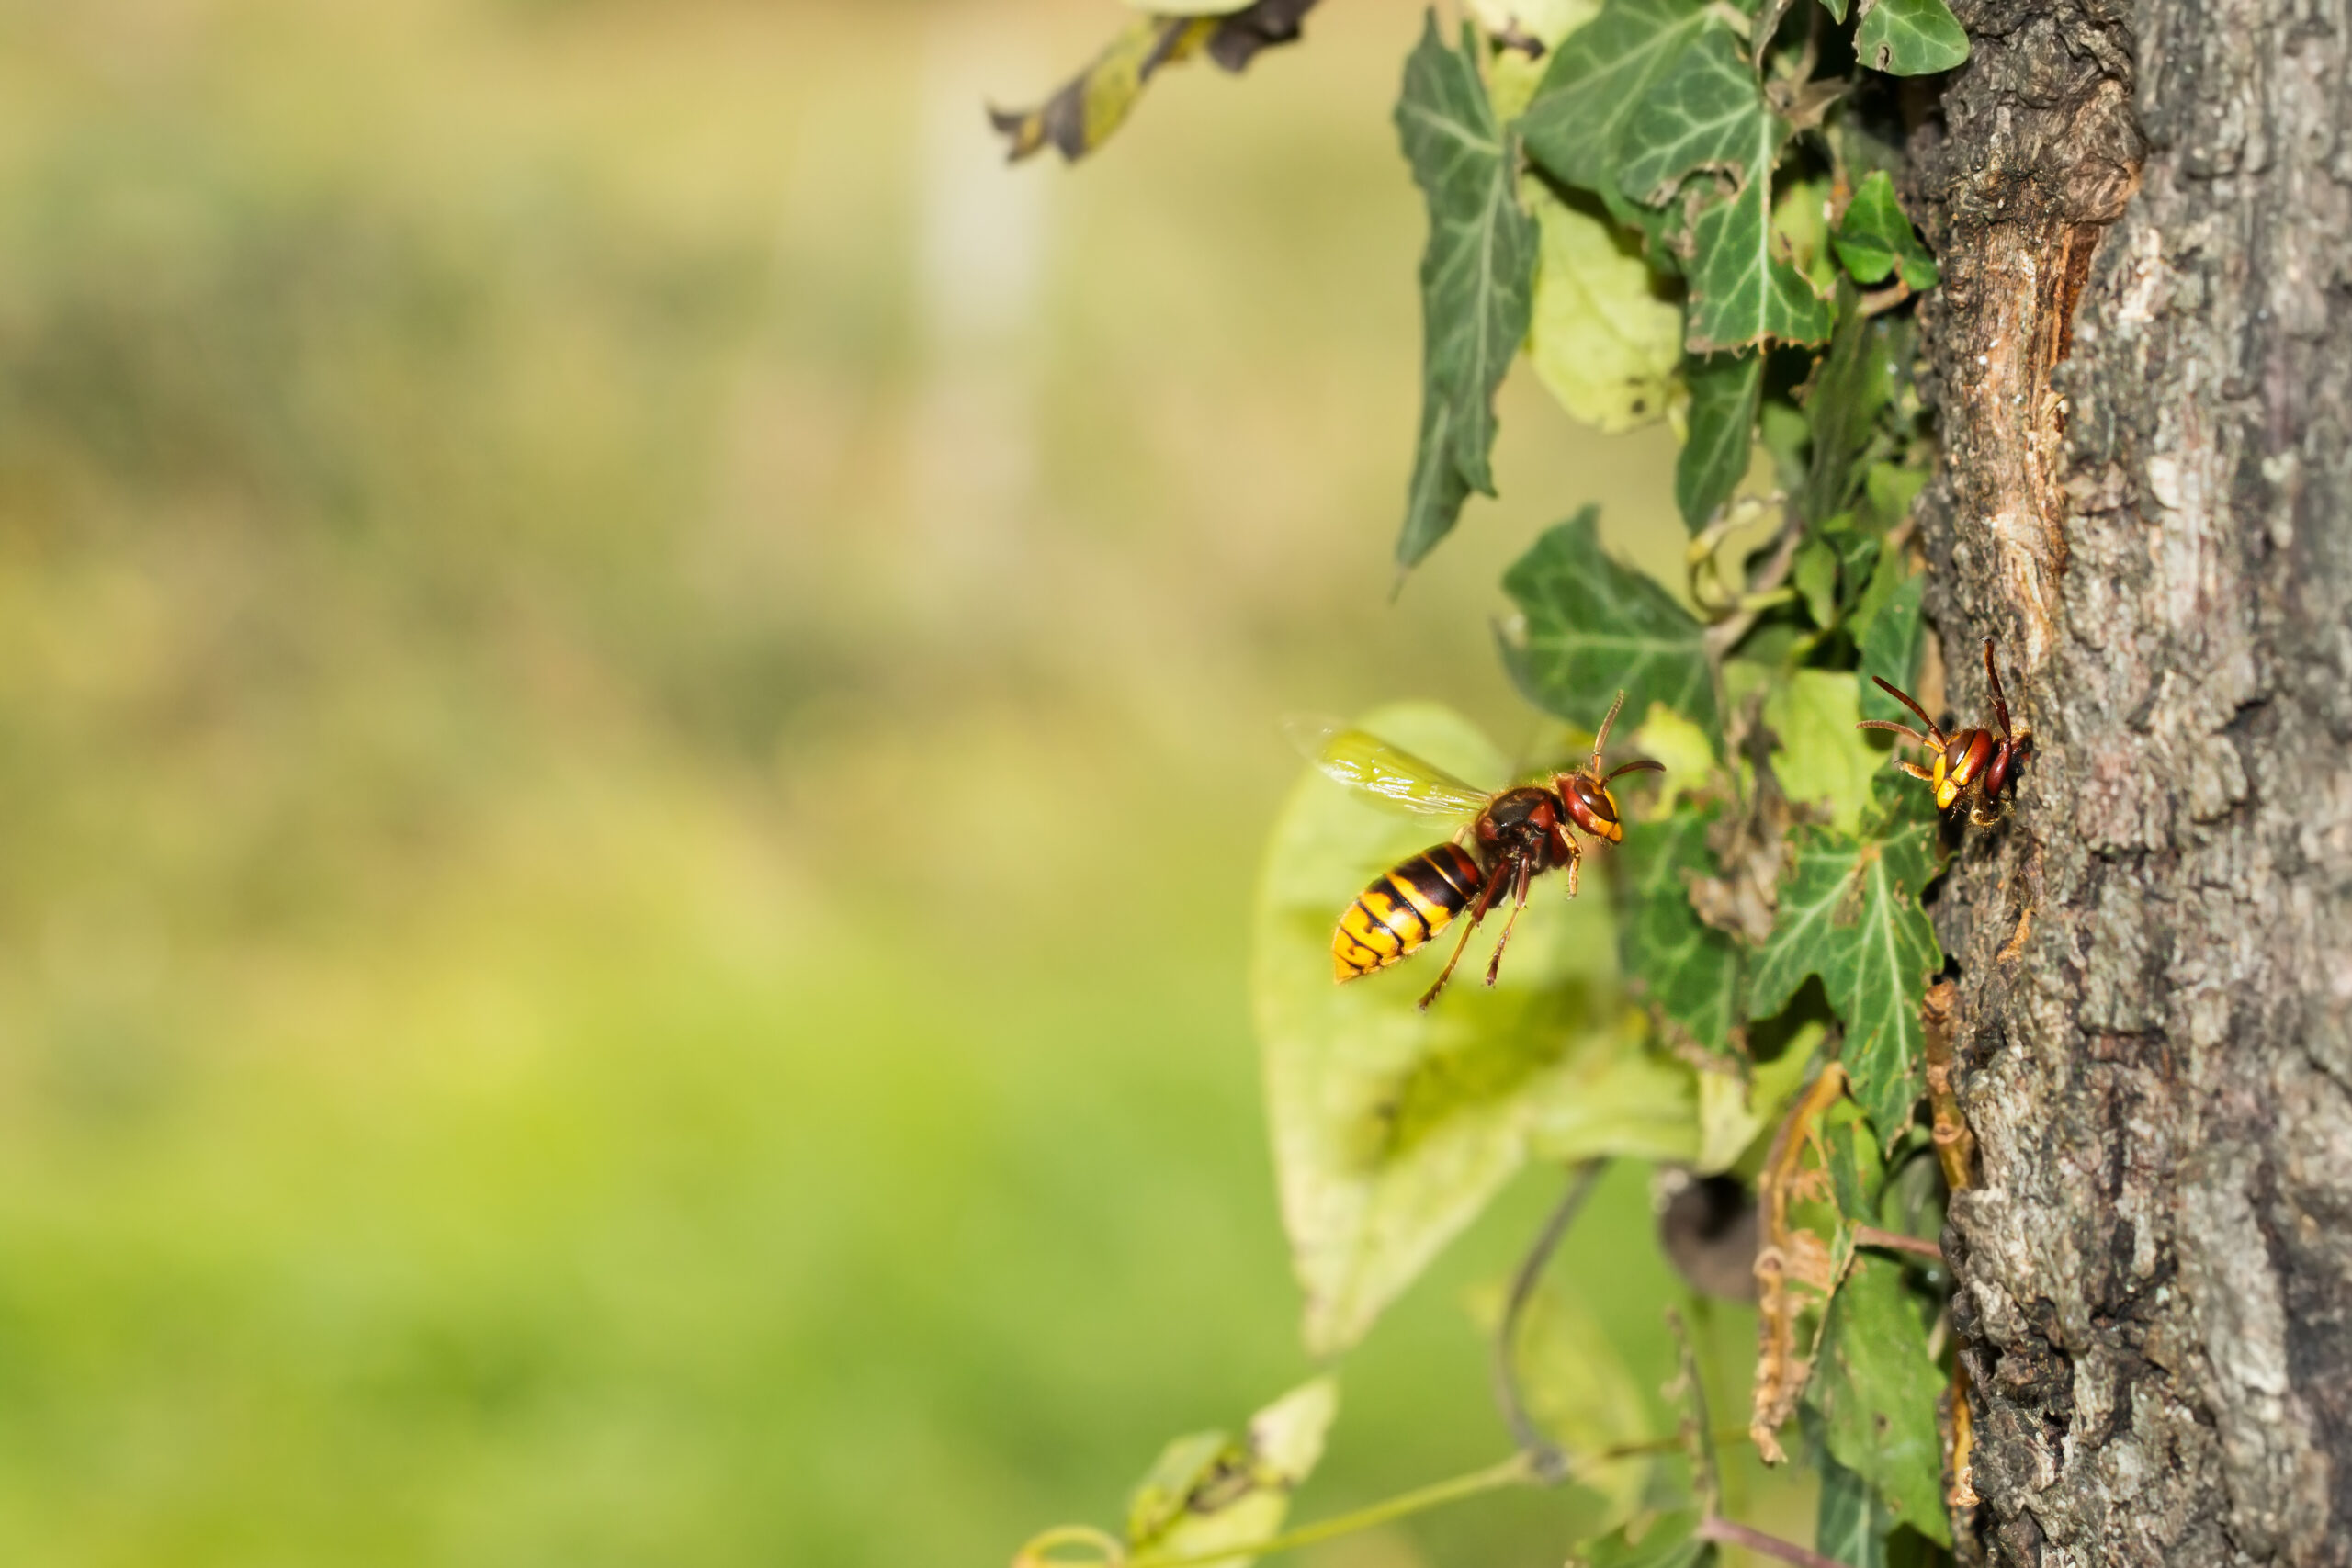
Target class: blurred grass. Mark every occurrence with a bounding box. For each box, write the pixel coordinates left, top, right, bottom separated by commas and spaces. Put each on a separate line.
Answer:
0, 2, 1794, 1564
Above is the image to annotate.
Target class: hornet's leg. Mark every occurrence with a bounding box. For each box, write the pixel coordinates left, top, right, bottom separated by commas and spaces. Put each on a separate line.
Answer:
1983, 637, 2014, 740
1419, 859, 1510, 1011
1483, 859, 1536, 987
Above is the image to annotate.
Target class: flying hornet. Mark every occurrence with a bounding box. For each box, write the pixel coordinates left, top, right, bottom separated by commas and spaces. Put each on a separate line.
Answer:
1859, 637, 2030, 827
1294, 692, 1662, 1010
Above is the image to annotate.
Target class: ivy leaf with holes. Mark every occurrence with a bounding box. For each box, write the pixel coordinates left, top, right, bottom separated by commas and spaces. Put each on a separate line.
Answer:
1676, 350, 1763, 532
1832, 171, 1939, 291
1498, 508, 1721, 741
1395, 15, 1540, 569
1607, 27, 1831, 350
991, 2, 1321, 163
1748, 777, 1942, 1145
1805, 1254, 1951, 1545
1619, 799, 1747, 1067
1853, 0, 1970, 76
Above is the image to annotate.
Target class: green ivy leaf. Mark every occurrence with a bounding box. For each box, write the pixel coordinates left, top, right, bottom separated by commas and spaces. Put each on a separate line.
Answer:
1854, 567, 1924, 725
1499, 509, 1720, 742
1802, 297, 1904, 524
1852, 0, 1969, 76
1816, 0, 1850, 20
1618, 801, 1746, 1067
1521, 0, 1717, 198
1613, 28, 1767, 206
1125, 1377, 1340, 1568
1526, 179, 1684, 433
1806, 1255, 1951, 1545
1683, 113, 1834, 350
1831, 171, 1939, 291
1792, 536, 1839, 629
1675, 350, 1762, 533
1255, 703, 1699, 1355
1815, 1450, 1891, 1568
1574, 1511, 1714, 1568
1765, 671, 1881, 835
1748, 780, 1941, 1144
1396, 15, 1539, 569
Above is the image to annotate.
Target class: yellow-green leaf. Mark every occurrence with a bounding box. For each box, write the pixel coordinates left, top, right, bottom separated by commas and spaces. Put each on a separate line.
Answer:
1526, 178, 1683, 433
1765, 671, 1880, 835
1125, 1377, 1340, 1568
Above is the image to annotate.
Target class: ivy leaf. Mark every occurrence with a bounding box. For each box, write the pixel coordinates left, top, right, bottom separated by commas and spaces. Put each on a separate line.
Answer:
1613, 28, 1766, 207
1805, 1255, 1951, 1545
1574, 1511, 1714, 1568
1124, 1377, 1340, 1568
1255, 703, 1699, 1355
1748, 781, 1941, 1145
1499, 509, 1720, 742
1526, 179, 1684, 433
1831, 171, 1939, 291
1801, 298, 1911, 530
1815, 1450, 1891, 1568
1765, 671, 1880, 835
1816, 0, 1850, 20
1675, 350, 1762, 532
1521, 0, 1717, 197
991, 2, 1321, 163
1682, 112, 1834, 350
1852, 0, 1969, 76
1395, 15, 1540, 569
1854, 567, 1924, 724
1619, 801, 1747, 1067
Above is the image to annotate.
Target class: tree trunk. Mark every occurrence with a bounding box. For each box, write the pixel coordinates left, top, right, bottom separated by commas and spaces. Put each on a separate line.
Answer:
1914, 1, 2352, 1562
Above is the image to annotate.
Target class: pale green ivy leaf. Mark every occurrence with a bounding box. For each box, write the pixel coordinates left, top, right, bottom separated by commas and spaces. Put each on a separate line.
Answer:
1499, 508, 1720, 742
1853, 0, 1969, 76
1766, 671, 1880, 835
1255, 703, 1697, 1356
1468, 1280, 1654, 1528
1526, 178, 1684, 432
1396, 15, 1539, 568
1125, 1377, 1340, 1568
1748, 780, 1942, 1145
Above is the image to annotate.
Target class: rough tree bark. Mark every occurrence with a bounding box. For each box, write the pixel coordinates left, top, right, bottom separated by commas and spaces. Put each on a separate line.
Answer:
1914, 1, 2352, 1563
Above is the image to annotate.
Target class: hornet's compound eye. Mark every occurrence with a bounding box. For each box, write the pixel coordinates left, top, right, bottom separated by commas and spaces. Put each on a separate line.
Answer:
1571, 775, 1618, 825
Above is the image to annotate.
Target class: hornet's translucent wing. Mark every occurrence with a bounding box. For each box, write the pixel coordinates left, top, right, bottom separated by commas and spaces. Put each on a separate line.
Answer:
1283, 716, 1495, 818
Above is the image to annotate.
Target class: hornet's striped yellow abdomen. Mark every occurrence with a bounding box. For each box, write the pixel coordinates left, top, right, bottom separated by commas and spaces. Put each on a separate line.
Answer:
1333, 842, 1483, 981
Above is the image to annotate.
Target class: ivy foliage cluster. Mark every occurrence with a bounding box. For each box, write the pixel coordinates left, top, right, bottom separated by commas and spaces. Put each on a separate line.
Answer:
1001, 2, 1975, 1566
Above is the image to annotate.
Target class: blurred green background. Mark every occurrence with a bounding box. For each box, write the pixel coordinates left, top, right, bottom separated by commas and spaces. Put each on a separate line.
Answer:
0, 2, 1767, 1563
